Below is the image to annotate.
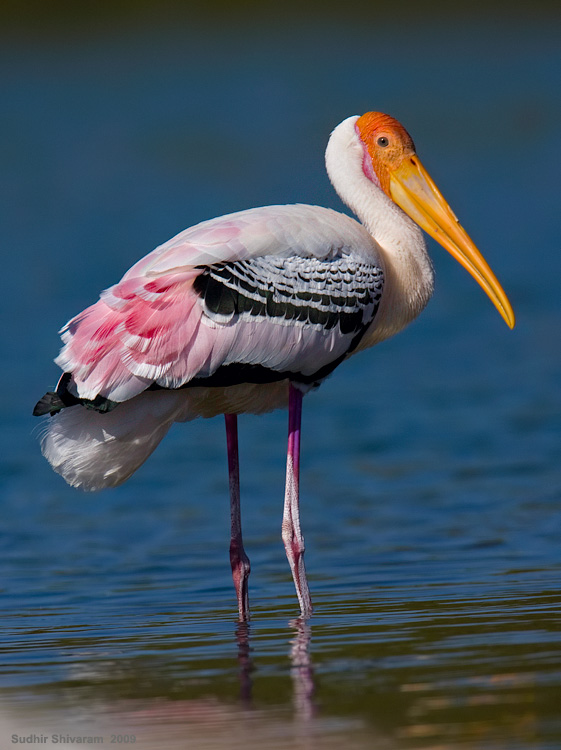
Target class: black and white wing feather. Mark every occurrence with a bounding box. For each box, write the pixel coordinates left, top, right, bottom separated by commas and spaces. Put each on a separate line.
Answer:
193, 254, 384, 386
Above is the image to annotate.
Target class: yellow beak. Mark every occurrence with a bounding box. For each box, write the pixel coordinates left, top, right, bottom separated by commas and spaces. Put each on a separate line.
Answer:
389, 155, 515, 329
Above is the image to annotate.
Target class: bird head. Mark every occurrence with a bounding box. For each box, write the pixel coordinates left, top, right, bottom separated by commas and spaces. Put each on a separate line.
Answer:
356, 112, 515, 329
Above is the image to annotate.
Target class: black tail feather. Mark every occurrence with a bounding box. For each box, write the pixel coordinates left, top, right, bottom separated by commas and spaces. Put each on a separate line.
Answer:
33, 391, 67, 416
33, 373, 79, 416
33, 372, 117, 417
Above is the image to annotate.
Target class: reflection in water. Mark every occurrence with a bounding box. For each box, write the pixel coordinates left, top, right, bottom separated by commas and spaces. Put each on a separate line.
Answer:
2, 617, 374, 750
234, 617, 316, 719
235, 620, 253, 706
2, 585, 560, 748
289, 617, 316, 722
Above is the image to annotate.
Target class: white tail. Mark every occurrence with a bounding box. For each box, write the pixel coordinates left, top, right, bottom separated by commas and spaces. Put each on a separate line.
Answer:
39, 390, 191, 491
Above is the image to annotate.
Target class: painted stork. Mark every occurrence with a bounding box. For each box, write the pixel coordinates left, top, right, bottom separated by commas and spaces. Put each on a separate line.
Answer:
34, 112, 515, 619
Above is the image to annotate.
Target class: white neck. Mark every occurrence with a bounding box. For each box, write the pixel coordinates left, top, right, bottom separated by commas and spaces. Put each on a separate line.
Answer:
325, 116, 434, 346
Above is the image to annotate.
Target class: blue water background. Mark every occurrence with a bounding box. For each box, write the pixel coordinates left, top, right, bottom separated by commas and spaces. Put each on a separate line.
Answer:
1, 12, 560, 749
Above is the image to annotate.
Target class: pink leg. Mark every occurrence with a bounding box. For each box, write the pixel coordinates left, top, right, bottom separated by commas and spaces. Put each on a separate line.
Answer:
225, 413, 251, 620
282, 384, 313, 617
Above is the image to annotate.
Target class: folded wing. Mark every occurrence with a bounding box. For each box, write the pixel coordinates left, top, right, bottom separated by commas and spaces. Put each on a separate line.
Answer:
54, 204, 384, 405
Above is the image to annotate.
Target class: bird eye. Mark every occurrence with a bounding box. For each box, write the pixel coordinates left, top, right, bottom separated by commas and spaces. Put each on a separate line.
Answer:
377, 136, 389, 147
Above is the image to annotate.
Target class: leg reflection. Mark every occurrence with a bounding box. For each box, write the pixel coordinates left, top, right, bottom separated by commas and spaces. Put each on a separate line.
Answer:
289, 616, 316, 721
235, 620, 253, 706
233, 617, 315, 720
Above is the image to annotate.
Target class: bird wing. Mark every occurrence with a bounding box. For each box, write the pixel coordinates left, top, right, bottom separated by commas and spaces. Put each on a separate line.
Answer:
54, 205, 384, 404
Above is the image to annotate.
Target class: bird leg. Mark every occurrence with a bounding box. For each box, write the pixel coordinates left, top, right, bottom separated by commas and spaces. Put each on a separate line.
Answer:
282, 384, 313, 617
225, 413, 251, 620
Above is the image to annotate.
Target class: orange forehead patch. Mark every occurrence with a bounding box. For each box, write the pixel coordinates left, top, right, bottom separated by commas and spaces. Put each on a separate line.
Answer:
355, 112, 416, 196
356, 112, 415, 150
